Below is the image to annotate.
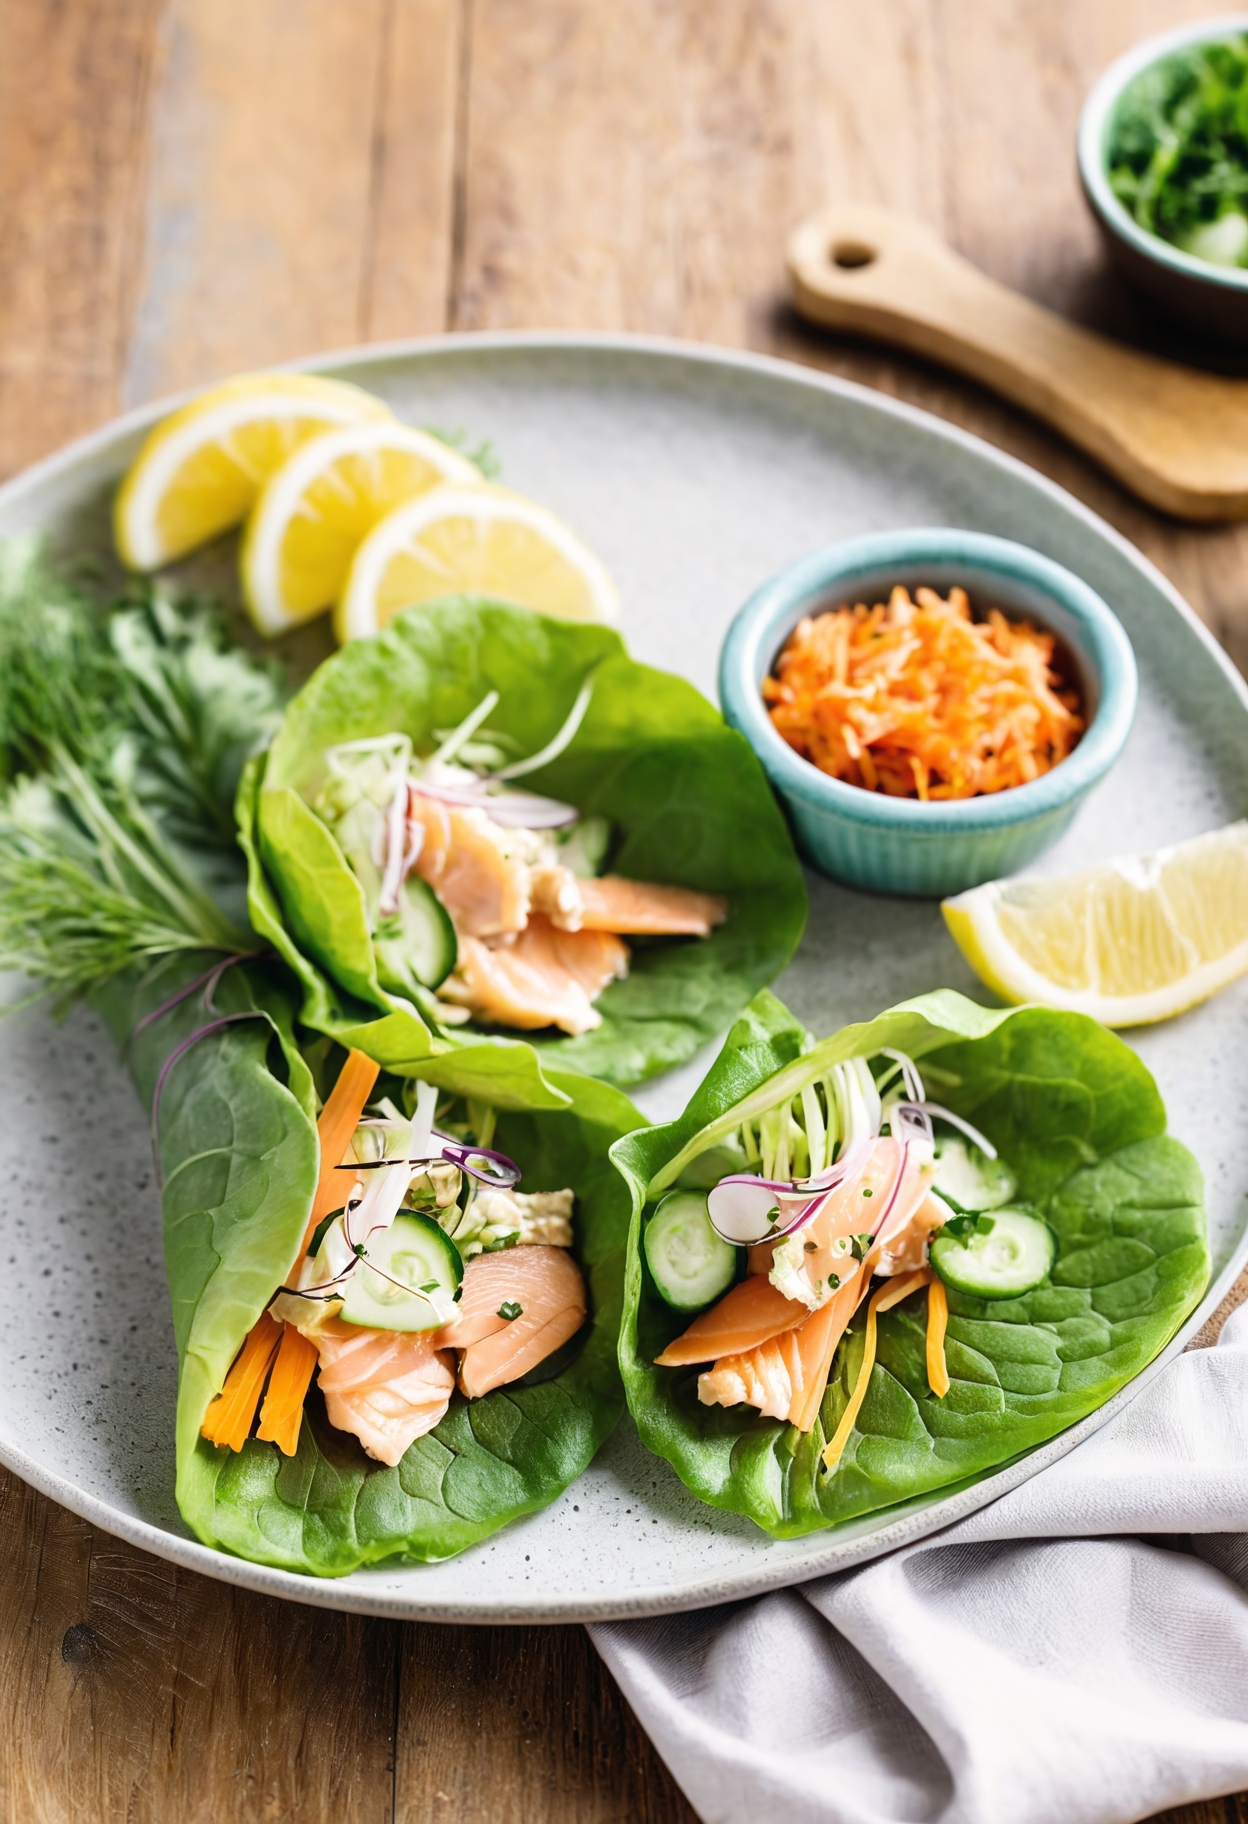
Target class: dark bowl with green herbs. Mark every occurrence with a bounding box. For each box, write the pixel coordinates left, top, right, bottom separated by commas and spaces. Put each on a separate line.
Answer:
1079, 17, 1248, 345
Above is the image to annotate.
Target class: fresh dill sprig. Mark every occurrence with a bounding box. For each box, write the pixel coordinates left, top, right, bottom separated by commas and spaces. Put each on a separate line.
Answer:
0, 537, 286, 1006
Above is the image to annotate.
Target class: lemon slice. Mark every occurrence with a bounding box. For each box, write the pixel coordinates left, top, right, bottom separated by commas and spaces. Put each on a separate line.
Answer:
335, 485, 619, 641
114, 373, 392, 571
943, 822, 1248, 1026
239, 422, 482, 635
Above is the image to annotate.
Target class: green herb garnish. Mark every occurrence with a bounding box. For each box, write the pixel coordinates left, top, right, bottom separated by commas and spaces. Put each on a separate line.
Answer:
498, 1301, 523, 1321
1108, 34, 1248, 266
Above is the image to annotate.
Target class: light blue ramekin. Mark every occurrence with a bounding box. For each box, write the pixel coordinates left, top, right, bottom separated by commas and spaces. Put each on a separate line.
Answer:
719, 529, 1138, 898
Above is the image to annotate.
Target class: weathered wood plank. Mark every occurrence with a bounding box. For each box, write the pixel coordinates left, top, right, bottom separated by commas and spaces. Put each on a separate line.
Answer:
122, 0, 392, 403
0, 0, 162, 475
0, 1466, 400, 1823
395, 1621, 696, 1824
361, 0, 464, 341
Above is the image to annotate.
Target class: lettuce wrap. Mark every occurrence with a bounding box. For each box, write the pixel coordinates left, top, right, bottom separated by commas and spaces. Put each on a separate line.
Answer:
613, 990, 1210, 1538
0, 552, 650, 1577
242, 598, 808, 1090
96, 949, 644, 1575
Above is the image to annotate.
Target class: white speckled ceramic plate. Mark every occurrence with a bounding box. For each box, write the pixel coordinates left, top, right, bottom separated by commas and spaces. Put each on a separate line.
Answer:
2, 334, 1246, 1622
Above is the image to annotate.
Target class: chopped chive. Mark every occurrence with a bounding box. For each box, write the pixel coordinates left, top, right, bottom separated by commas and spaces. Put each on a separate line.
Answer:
498, 1301, 523, 1321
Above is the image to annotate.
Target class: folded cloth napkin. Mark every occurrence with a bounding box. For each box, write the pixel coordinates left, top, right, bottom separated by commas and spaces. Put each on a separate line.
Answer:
590, 1304, 1248, 1824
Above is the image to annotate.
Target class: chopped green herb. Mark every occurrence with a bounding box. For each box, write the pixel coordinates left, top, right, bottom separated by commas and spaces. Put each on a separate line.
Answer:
1108, 34, 1248, 266
861, 1187, 873, 1198
498, 1301, 523, 1321
943, 1212, 997, 1246
420, 1279, 441, 1293
352, 1242, 368, 1258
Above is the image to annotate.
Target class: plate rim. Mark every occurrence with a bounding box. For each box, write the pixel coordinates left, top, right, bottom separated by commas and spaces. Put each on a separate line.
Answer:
1, 327, 1245, 1621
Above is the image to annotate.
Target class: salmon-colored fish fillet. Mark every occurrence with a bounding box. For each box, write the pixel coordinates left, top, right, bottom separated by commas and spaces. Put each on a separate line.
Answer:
455, 1246, 587, 1399
787, 1264, 868, 1431
697, 1263, 868, 1430
574, 876, 728, 936
409, 794, 530, 938
864, 1157, 941, 1277
314, 1319, 455, 1466
653, 1274, 808, 1367
441, 917, 629, 1035
696, 1330, 805, 1419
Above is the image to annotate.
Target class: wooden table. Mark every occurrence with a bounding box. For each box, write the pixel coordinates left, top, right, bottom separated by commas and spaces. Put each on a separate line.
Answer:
2, 2, 1248, 1818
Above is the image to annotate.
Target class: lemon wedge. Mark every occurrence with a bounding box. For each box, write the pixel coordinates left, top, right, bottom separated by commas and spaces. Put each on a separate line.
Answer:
943, 822, 1248, 1026
239, 422, 482, 636
335, 485, 619, 641
114, 373, 392, 571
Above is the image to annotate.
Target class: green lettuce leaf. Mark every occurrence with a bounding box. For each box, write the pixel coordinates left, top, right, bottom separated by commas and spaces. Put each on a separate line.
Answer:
96, 951, 645, 1575
613, 990, 1210, 1538
247, 598, 807, 1089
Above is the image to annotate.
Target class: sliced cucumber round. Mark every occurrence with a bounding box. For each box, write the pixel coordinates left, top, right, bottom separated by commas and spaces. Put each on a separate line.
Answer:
339, 1213, 463, 1331
933, 1136, 1017, 1213
375, 877, 458, 991
644, 1192, 739, 1312
930, 1208, 1055, 1301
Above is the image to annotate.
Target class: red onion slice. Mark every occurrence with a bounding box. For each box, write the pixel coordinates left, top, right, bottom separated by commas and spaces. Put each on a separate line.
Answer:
914, 1102, 998, 1159
435, 1134, 522, 1188
706, 1132, 879, 1245
410, 778, 579, 828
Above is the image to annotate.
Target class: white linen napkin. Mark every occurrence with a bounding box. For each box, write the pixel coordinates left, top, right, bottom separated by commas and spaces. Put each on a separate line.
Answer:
590, 1304, 1248, 1824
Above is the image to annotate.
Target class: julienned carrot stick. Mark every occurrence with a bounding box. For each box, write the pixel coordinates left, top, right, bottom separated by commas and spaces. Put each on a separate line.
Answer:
257, 1325, 320, 1456
821, 1267, 933, 1472
926, 1277, 950, 1398
201, 1312, 284, 1452
300, 1048, 381, 1255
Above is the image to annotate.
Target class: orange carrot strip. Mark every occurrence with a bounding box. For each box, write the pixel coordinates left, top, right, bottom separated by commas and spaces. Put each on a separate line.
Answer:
821, 1267, 932, 1472
926, 1277, 950, 1398
201, 1312, 284, 1452
300, 1048, 381, 1255
256, 1324, 320, 1457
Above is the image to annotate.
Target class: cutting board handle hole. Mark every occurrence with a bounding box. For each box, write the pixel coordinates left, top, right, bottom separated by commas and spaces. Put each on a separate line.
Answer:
830, 239, 877, 270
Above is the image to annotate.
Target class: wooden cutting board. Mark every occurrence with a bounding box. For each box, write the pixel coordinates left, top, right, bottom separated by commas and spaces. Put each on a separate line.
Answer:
787, 204, 1248, 523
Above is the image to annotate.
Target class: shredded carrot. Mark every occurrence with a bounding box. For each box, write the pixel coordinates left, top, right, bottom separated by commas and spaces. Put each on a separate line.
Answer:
256, 1324, 320, 1456
764, 585, 1083, 801
201, 1312, 284, 1452
926, 1277, 950, 1399
300, 1047, 381, 1255
821, 1267, 932, 1472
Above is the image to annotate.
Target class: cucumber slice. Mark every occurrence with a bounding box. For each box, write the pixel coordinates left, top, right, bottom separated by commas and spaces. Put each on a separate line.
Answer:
375, 876, 458, 990
933, 1136, 1017, 1212
556, 815, 612, 879
339, 1213, 463, 1331
644, 1192, 739, 1312
930, 1208, 1055, 1300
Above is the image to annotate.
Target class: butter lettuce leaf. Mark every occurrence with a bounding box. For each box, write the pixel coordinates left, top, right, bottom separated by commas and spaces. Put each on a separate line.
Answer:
248, 598, 807, 1089
97, 951, 644, 1576
613, 990, 1210, 1538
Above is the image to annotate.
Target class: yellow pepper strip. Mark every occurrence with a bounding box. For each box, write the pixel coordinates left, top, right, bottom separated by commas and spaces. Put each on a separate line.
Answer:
201, 1311, 284, 1451
926, 1277, 950, 1398
821, 1267, 933, 1472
